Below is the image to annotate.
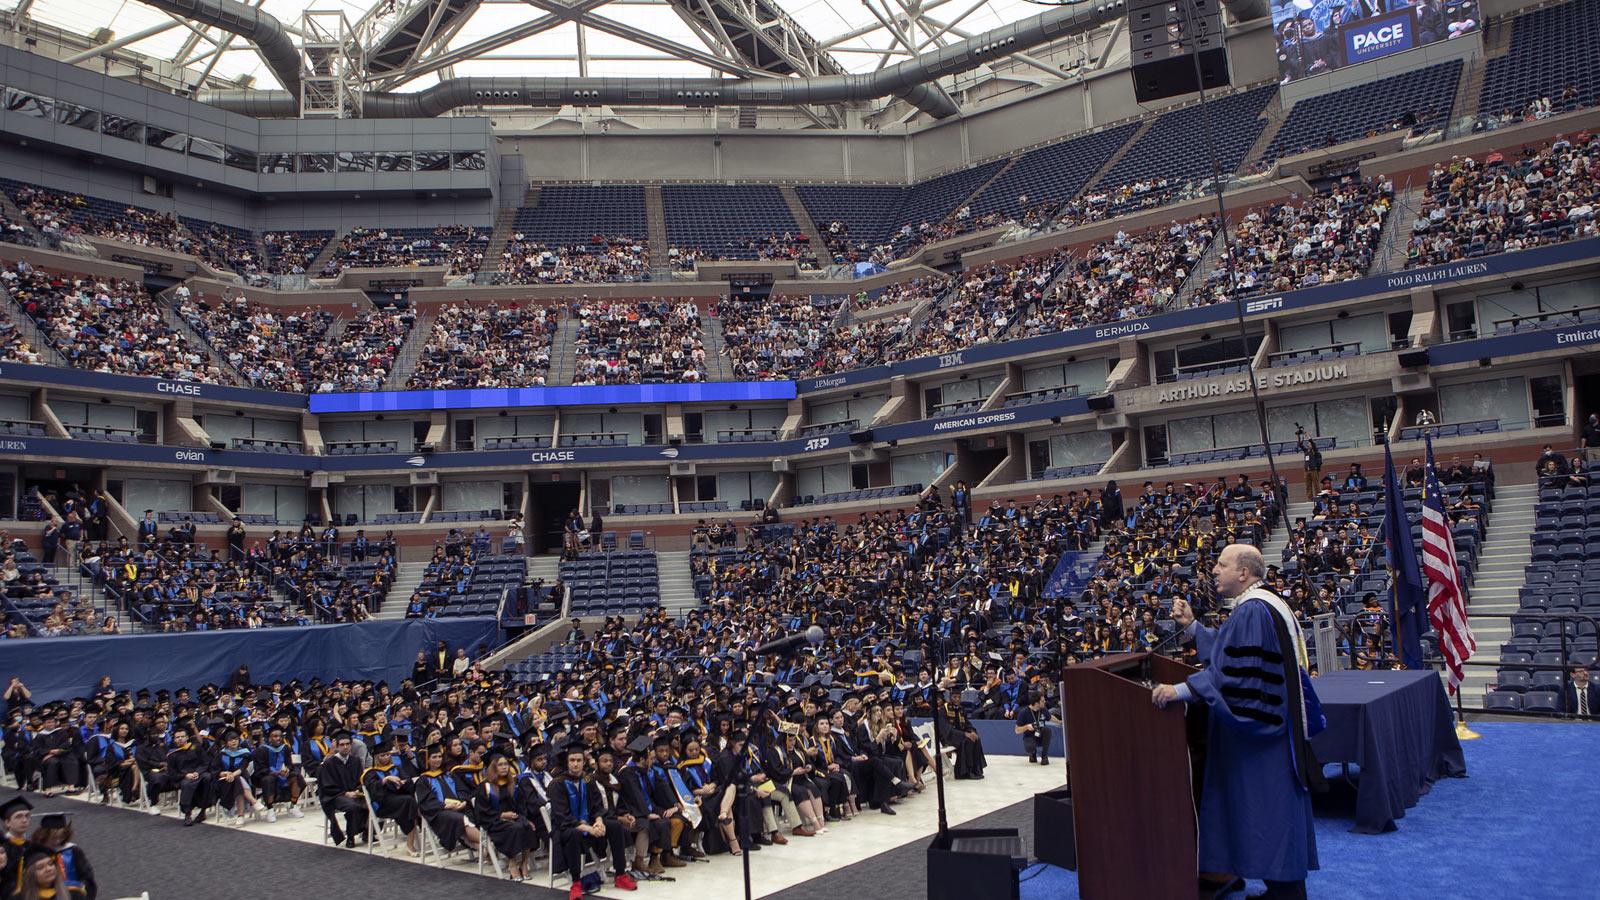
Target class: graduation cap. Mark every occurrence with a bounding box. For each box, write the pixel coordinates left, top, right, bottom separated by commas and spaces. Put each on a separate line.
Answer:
625, 735, 653, 756
0, 796, 33, 819
372, 738, 395, 755
21, 847, 57, 869
36, 812, 71, 830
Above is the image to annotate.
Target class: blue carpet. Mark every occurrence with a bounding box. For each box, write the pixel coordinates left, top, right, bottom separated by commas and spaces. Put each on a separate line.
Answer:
1020, 723, 1598, 900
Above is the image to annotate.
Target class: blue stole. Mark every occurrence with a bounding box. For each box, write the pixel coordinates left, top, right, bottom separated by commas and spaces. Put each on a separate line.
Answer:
564, 778, 590, 823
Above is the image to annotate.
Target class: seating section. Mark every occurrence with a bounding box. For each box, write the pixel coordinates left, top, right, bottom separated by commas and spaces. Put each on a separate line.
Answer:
407, 542, 524, 618
611, 502, 675, 516
896, 251, 1069, 360
793, 484, 920, 507
1168, 436, 1335, 468
797, 185, 905, 262
173, 288, 334, 393
570, 299, 707, 384
406, 301, 557, 388
1477, 0, 1600, 124
718, 291, 917, 381
0, 179, 190, 252
2, 263, 226, 383
663, 185, 804, 261
261, 230, 334, 276
561, 550, 660, 616
1200, 176, 1394, 301
1397, 419, 1502, 442
179, 216, 261, 276
511, 185, 647, 245
321, 225, 489, 276
1034, 463, 1103, 480
888, 159, 1010, 252
1265, 61, 1462, 162
303, 306, 416, 392
967, 121, 1144, 223
0, 540, 86, 637
0, 313, 45, 365
1406, 134, 1600, 267
1099, 84, 1276, 204
1015, 218, 1215, 338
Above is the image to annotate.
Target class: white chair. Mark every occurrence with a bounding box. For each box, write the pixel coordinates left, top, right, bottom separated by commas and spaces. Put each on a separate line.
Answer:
912, 722, 957, 775
362, 784, 403, 854
543, 804, 607, 889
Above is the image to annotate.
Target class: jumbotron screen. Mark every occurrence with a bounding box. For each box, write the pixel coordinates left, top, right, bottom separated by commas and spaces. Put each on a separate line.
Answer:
1271, 0, 1480, 83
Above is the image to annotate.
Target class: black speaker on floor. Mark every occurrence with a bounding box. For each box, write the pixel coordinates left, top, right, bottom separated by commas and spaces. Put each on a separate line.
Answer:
927, 828, 1024, 900
1032, 789, 1078, 872
1128, 0, 1231, 103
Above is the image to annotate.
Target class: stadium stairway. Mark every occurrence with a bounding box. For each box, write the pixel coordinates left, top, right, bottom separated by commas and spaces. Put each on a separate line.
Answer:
1082, 119, 1155, 192
700, 315, 734, 382
546, 315, 580, 385
306, 226, 349, 276
778, 185, 829, 256
656, 550, 700, 616
1175, 221, 1228, 308
0, 191, 42, 244
0, 276, 67, 366
1375, 182, 1422, 274
1458, 481, 1538, 704
644, 185, 670, 279
158, 288, 246, 385
477, 204, 520, 276
374, 559, 432, 620
1262, 498, 1315, 569
1452, 54, 1489, 138
381, 310, 432, 390
1239, 91, 1289, 174
527, 552, 562, 589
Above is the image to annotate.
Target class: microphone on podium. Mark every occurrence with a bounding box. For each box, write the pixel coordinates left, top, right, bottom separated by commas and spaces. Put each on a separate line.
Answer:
755, 625, 825, 656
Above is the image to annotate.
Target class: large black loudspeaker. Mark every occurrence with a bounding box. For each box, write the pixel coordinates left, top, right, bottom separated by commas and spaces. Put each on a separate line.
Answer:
1129, 0, 1231, 103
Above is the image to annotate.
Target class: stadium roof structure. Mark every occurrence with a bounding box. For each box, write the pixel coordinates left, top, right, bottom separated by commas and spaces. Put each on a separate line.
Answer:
0, 0, 1153, 127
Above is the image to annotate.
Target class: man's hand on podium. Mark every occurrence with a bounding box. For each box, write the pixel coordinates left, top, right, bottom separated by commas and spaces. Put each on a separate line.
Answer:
1151, 684, 1181, 708
1170, 598, 1195, 628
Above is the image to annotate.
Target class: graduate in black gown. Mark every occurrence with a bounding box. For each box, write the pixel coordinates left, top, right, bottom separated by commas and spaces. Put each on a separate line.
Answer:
315, 730, 368, 846
88, 722, 138, 806
937, 693, 988, 780
361, 740, 421, 855
29, 813, 95, 900
31, 709, 85, 796
415, 745, 480, 855
251, 725, 305, 819
163, 727, 213, 827
473, 751, 539, 880
548, 745, 636, 899
0, 795, 32, 898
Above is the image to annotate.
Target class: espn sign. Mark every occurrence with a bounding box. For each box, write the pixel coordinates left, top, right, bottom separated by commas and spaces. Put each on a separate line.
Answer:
1344, 12, 1414, 64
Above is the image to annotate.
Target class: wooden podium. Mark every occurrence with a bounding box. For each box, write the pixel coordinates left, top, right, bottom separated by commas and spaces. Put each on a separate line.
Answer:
1061, 652, 1202, 900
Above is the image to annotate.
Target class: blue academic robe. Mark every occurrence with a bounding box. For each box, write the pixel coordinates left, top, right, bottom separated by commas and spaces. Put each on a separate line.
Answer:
1185, 599, 1318, 882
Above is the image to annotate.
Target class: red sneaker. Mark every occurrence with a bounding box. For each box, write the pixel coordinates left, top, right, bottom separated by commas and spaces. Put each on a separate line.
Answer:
568, 885, 584, 900
614, 873, 638, 891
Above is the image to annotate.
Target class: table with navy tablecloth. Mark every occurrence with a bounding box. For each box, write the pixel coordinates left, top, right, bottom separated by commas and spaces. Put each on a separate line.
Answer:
1310, 669, 1468, 833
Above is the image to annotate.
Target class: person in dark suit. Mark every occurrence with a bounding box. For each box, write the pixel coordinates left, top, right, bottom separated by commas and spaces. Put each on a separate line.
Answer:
1563, 666, 1598, 718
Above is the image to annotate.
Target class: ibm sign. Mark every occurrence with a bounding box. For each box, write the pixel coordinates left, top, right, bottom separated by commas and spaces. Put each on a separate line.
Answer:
1344, 11, 1415, 64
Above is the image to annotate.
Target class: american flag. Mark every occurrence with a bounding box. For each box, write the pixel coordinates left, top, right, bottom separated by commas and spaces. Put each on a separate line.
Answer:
1421, 435, 1476, 691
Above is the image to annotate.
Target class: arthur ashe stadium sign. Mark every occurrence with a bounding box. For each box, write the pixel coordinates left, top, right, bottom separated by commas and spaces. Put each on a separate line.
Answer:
1155, 364, 1351, 404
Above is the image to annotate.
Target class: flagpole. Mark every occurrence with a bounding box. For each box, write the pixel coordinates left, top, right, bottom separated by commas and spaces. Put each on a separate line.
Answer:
1421, 433, 1481, 741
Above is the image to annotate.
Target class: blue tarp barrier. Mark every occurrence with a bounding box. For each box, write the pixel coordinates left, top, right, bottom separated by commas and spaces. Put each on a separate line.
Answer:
1042, 551, 1098, 600
0, 617, 501, 702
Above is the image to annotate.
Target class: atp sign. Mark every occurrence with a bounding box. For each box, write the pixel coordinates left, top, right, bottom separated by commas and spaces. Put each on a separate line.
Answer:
1344, 12, 1415, 64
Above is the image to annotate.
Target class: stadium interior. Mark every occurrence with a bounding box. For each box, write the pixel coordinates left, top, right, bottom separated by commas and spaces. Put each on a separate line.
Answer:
0, 0, 1595, 896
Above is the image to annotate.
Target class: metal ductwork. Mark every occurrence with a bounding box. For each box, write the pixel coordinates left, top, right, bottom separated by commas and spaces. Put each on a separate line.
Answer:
180, 1, 1126, 119
137, 0, 302, 112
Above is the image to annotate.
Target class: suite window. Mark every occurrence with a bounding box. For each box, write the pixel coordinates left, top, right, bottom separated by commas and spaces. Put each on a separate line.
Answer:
258, 152, 295, 174
144, 125, 189, 154
297, 153, 335, 174
338, 151, 375, 173
187, 137, 225, 164
224, 146, 257, 172
52, 101, 97, 131
3, 88, 51, 119
100, 114, 144, 142
414, 151, 451, 172
376, 152, 413, 172
452, 151, 486, 171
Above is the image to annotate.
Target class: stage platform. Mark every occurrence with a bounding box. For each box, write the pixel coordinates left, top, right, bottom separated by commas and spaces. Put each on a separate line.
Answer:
1018, 722, 1597, 900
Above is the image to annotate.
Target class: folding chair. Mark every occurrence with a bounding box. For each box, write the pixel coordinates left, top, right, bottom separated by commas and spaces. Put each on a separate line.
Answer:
362, 784, 402, 854
543, 805, 607, 889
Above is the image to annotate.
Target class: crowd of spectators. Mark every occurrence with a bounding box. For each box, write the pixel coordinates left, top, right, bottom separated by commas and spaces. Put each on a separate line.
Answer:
186, 222, 261, 277
893, 254, 1064, 360
256, 524, 396, 625
717, 293, 912, 381
407, 302, 557, 389
1474, 85, 1590, 132
893, 205, 1009, 255
302, 306, 416, 393
1, 261, 225, 382
4, 184, 188, 252
172, 286, 334, 393
570, 300, 707, 384
261, 231, 333, 277
321, 226, 488, 277
0, 315, 44, 365
81, 533, 299, 632
1406, 133, 1600, 267
1014, 217, 1214, 339
821, 219, 896, 267
1, 537, 103, 638
1198, 176, 1393, 301
501, 236, 650, 284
